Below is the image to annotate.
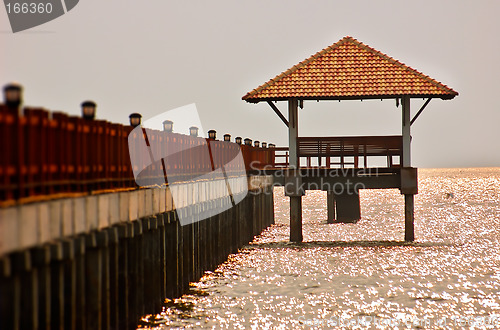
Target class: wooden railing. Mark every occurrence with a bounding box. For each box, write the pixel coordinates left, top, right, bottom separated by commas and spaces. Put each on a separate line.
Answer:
271, 136, 403, 168
270, 147, 289, 167
0, 105, 273, 203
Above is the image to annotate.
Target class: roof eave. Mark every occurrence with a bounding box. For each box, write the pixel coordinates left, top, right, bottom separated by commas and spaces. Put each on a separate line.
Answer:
243, 93, 458, 104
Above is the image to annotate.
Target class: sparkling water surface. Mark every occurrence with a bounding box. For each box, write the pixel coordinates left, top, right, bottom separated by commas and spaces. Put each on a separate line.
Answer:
139, 168, 500, 329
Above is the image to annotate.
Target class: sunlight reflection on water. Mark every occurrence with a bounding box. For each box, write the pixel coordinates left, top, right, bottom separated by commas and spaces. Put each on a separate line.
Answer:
140, 168, 500, 329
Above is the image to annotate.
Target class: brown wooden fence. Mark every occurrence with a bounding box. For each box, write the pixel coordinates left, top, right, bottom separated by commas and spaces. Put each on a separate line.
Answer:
0, 105, 273, 203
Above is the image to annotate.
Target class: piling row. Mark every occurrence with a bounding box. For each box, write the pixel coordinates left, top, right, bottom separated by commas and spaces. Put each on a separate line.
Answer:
0, 186, 274, 330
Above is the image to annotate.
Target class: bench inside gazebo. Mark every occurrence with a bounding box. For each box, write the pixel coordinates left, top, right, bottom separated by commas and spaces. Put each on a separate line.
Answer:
243, 36, 458, 242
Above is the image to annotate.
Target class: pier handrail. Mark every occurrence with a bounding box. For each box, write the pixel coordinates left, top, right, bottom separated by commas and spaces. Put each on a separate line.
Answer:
0, 105, 273, 204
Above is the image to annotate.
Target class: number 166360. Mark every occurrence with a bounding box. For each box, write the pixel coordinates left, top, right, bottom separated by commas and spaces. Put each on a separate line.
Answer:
6, 2, 53, 14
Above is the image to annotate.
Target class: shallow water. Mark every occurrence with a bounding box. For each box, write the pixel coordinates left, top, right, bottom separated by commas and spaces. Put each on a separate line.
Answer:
140, 168, 500, 329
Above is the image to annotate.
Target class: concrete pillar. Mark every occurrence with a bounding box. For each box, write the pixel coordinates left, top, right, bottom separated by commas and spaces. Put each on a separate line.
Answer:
405, 194, 415, 241
327, 191, 336, 224
334, 192, 361, 223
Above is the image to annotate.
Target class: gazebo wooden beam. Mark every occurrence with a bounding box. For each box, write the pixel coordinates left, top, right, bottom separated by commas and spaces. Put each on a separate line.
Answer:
410, 98, 432, 126
267, 101, 289, 127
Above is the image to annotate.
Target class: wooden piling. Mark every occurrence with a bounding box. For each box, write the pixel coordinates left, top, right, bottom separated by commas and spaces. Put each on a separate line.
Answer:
290, 196, 303, 242
62, 239, 76, 330
12, 251, 38, 330
84, 233, 101, 330
51, 242, 65, 330
97, 231, 110, 330
164, 212, 177, 298
0, 257, 15, 330
74, 236, 86, 330
32, 245, 51, 330
142, 218, 154, 313
117, 223, 131, 330
327, 191, 336, 224
404, 194, 415, 241
127, 222, 139, 329
107, 228, 119, 329
158, 215, 167, 302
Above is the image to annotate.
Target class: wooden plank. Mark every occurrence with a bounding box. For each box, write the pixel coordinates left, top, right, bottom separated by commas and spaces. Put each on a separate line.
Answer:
267, 101, 289, 127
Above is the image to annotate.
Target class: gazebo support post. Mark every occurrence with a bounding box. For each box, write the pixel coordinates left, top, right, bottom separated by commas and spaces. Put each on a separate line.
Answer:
326, 191, 336, 224
286, 99, 303, 242
402, 96, 415, 241
335, 190, 361, 223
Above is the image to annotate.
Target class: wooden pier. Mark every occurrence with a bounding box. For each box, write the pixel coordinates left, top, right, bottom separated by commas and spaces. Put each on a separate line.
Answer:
0, 95, 276, 330
243, 36, 458, 242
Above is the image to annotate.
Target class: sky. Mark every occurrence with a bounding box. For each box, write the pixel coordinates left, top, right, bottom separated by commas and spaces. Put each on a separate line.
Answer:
2, 0, 499, 168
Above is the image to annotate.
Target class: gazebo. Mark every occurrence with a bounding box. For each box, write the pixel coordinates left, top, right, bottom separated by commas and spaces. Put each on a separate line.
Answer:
243, 36, 458, 242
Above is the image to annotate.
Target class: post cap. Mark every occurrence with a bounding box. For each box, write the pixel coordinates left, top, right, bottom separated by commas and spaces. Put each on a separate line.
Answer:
129, 112, 142, 119
81, 100, 97, 108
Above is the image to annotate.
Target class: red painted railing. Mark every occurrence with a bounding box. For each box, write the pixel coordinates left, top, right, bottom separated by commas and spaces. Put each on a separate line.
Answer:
0, 105, 273, 203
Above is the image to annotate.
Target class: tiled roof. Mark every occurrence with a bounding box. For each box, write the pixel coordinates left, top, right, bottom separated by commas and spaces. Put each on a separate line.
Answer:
242, 36, 458, 103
